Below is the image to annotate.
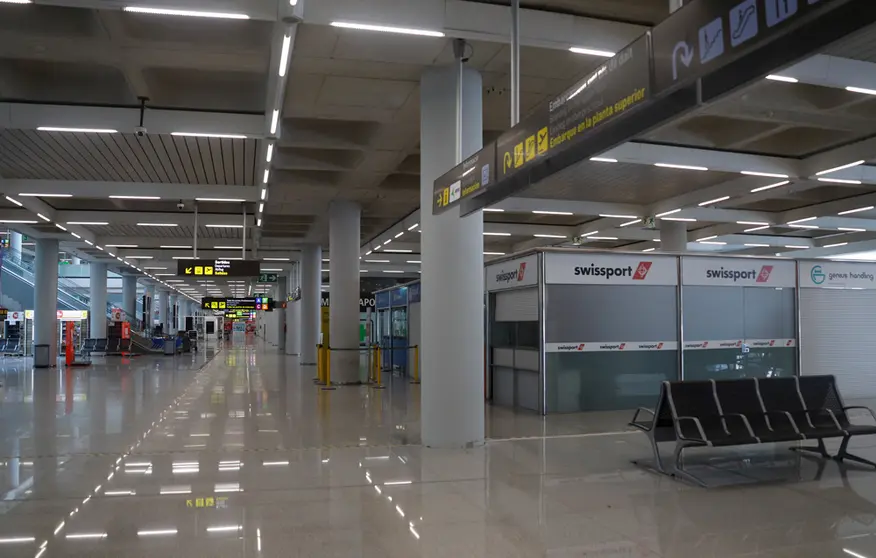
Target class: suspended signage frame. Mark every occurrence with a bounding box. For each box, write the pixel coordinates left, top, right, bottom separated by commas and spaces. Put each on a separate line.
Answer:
177, 259, 261, 277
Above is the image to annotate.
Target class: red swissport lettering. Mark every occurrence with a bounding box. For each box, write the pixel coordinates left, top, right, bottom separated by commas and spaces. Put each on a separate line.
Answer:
756, 265, 773, 283
633, 261, 652, 280
518, 262, 527, 282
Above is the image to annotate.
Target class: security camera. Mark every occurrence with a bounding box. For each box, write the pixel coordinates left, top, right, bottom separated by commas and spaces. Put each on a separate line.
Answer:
177, 200, 185, 210
134, 126, 147, 137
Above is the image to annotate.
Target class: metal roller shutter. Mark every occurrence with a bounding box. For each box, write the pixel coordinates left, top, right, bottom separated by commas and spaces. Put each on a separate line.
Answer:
495, 288, 538, 322
800, 289, 876, 397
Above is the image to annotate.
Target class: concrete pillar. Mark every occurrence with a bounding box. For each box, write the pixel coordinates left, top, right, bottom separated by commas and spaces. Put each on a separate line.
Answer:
89, 263, 108, 338
10, 232, 22, 254
145, 284, 155, 331
286, 264, 301, 356
420, 65, 485, 448
169, 294, 178, 334
300, 245, 321, 365
177, 297, 186, 333
329, 201, 360, 383
122, 274, 138, 321
659, 220, 688, 252
34, 238, 59, 363
158, 290, 168, 334
276, 276, 287, 352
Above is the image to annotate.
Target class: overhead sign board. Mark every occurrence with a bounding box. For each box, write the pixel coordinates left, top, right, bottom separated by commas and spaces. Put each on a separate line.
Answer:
202, 297, 272, 311
177, 259, 261, 277
544, 253, 678, 286
432, 144, 495, 214
799, 261, 876, 289
682, 257, 795, 287
652, 0, 845, 95
485, 254, 539, 292
495, 35, 650, 182
259, 273, 278, 283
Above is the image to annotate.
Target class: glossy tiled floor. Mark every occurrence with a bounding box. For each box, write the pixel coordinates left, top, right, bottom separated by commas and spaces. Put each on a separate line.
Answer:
2, 338, 876, 556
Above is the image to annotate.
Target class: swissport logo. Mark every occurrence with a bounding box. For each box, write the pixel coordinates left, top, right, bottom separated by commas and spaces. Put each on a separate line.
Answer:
705, 265, 774, 283
756, 265, 773, 283
634, 261, 652, 280
573, 261, 653, 280
495, 261, 528, 285
517, 262, 527, 282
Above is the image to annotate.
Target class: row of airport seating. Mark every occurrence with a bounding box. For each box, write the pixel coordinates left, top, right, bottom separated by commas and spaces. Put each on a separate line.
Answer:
81, 338, 133, 356
0, 338, 22, 356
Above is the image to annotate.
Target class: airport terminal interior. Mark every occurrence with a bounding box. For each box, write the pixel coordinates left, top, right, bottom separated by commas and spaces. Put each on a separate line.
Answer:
7, 0, 876, 556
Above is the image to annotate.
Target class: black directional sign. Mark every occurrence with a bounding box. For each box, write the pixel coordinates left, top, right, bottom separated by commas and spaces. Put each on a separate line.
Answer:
432, 144, 495, 215
652, 0, 847, 96
177, 259, 261, 277
202, 297, 272, 311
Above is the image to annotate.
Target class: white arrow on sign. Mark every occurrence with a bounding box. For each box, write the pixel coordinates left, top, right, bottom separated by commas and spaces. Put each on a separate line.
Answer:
672, 41, 694, 81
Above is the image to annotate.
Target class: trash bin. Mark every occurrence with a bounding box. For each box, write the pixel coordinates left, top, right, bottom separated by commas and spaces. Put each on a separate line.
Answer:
163, 338, 175, 356
34, 344, 51, 368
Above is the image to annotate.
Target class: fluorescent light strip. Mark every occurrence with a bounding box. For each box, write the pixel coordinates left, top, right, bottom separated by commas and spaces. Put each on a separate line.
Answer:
136, 223, 178, 227
263, 170, 270, 183
266, 143, 274, 162
750, 180, 790, 193
55, 224, 67, 231
160, 245, 191, 249
787, 217, 818, 224
123, 7, 249, 19
744, 225, 770, 232
697, 236, 717, 241
661, 217, 697, 222
744, 243, 770, 247
642, 248, 655, 252
67, 221, 108, 225
599, 214, 637, 219
66, 533, 106, 539
815, 160, 865, 176
263, 257, 290, 261
818, 177, 862, 184
38, 127, 117, 133
19, 193, 72, 197
619, 219, 641, 227
699, 241, 727, 245
394, 232, 404, 238
172, 132, 246, 139
408, 223, 418, 230
846, 86, 876, 96
138, 529, 177, 537
258, 203, 264, 213
532, 210, 573, 215
838, 228, 866, 232
736, 221, 769, 226
655, 209, 681, 217
840, 205, 876, 216
110, 195, 160, 200
383, 270, 404, 273
788, 224, 819, 229
589, 157, 618, 163
698, 196, 730, 206
0, 537, 35, 543
383, 249, 412, 253
784, 245, 809, 249
278, 33, 292, 77
823, 242, 849, 248
270, 110, 279, 134
654, 163, 708, 171
533, 234, 567, 238
569, 46, 615, 57
484, 251, 505, 255
206, 525, 241, 533
765, 75, 798, 83
195, 198, 245, 203
106, 244, 138, 247
740, 171, 790, 178
5, 196, 22, 207
482, 208, 504, 213
483, 232, 511, 236
330, 21, 444, 37
263, 460, 290, 466
588, 236, 618, 240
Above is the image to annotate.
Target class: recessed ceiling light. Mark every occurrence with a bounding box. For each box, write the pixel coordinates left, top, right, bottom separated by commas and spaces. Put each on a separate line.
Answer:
744, 243, 770, 247
655, 209, 681, 217
123, 6, 249, 19
5, 196, 22, 207
365, 259, 390, 263
533, 234, 567, 238
818, 177, 862, 184
619, 219, 641, 227
587, 236, 618, 240
137, 223, 178, 227
787, 217, 818, 224
698, 196, 730, 206
569, 46, 615, 57
654, 163, 708, 171
330, 21, 445, 37
172, 133, 247, 139
110, 195, 161, 200
846, 86, 876, 96
195, 198, 246, 203
160, 245, 192, 249
484, 252, 505, 256
740, 171, 789, 178
661, 217, 697, 222
750, 180, 790, 193
37, 127, 117, 133
533, 210, 573, 216
483, 232, 511, 236
699, 241, 727, 245
37, 213, 50, 222
590, 157, 618, 163
823, 242, 849, 248
765, 75, 798, 83
838, 206, 874, 215
838, 227, 866, 232
815, 160, 865, 176
106, 244, 138, 248
383, 249, 413, 253
270, 110, 279, 135
482, 208, 504, 213
19, 193, 72, 197
67, 222, 108, 226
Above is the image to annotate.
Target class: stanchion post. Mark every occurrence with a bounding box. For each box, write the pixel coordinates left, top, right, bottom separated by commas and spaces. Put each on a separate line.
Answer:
410, 345, 420, 384
373, 346, 385, 389
315, 344, 323, 383
321, 346, 337, 391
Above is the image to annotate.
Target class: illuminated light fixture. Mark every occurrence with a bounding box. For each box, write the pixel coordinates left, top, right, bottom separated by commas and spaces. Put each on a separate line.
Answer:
846, 86, 876, 96
160, 245, 191, 249
661, 217, 696, 222
590, 157, 618, 163
787, 217, 818, 224
655, 209, 681, 217
206, 224, 243, 228
697, 235, 718, 241
395, 232, 404, 238
744, 243, 770, 247
581, 231, 600, 237
588, 236, 619, 240
263, 460, 290, 466
106, 244, 137, 247
532, 210, 573, 216
599, 214, 637, 219
195, 198, 245, 203
213, 245, 242, 249
138, 529, 177, 537
784, 245, 809, 249
383, 239, 392, 245
171, 132, 246, 139
365, 250, 373, 255
259, 203, 264, 213
263, 170, 270, 183
0, 219, 37, 224
750, 180, 790, 193
270, 110, 279, 134
484, 251, 505, 255
261, 188, 267, 200
838, 227, 866, 232
126, 255, 153, 259
383, 249, 413, 253
408, 223, 418, 231
66, 533, 107, 539
823, 242, 849, 248
206, 525, 241, 533
263, 257, 290, 261
97, 246, 105, 251
815, 160, 865, 176
765, 74, 798, 83
406, 260, 421, 264
37, 127, 117, 133
642, 248, 656, 252
654, 163, 708, 171
819, 177, 863, 184
619, 219, 641, 227
569, 46, 615, 57
123, 6, 249, 19
383, 270, 404, 273
0, 537, 36, 543
838, 206, 874, 215
55, 224, 67, 231
330, 21, 445, 37
743, 225, 769, 232
5, 196, 22, 206
482, 208, 504, 213
71, 232, 82, 238
736, 221, 769, 226
67, 221, 108, 226
533, 234, 567, 238
699, 241, 727, 245
0, 0, 32, 3
266, 144, 274, 162
788, 224, 819, 229
109, 195, 160, 200
483, 232, 511, 236
136, 223, 178, 227
19, 193, 72, 197
698, 196, 730, 206
741, 171, 790, 178
257, 217, 262, 227
461, 167, 475, 177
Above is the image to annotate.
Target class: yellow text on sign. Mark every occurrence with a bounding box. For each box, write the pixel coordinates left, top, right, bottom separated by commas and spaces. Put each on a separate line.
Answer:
514, 143, 524, 168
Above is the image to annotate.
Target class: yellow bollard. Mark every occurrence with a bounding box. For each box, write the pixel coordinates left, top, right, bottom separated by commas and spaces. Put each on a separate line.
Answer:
321, 347, 336, 391
410, 345, 420, 384
373, 346, 385, 389
315, 344, 323, 384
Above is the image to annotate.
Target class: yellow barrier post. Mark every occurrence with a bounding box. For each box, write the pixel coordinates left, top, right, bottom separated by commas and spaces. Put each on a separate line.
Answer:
373, 346, 385, 389
315, 344, 323, 384
321, 347, 336, 391
410, 345, 420, 384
